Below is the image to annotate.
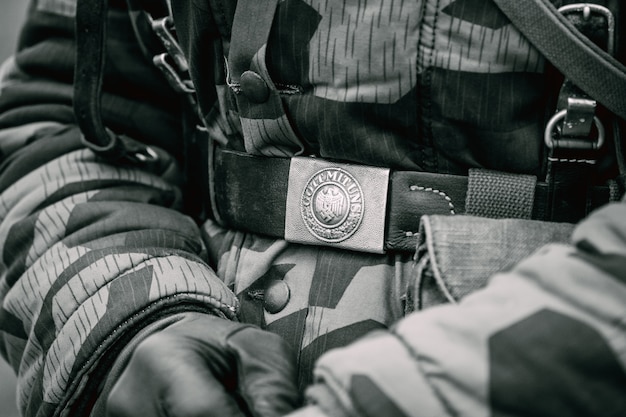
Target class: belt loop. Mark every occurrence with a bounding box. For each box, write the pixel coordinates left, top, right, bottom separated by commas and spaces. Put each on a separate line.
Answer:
465, 169, 537, 219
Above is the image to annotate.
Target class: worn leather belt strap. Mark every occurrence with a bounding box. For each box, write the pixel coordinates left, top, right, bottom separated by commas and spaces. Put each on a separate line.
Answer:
214, 149, 616, 253
492, 0, 626, 120
215, 149, 466, 253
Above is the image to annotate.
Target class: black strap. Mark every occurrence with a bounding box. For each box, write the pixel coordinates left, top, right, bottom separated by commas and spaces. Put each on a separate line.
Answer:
74, 0, 115, 154
74, 0, 160, 164
492, 0, 626, 121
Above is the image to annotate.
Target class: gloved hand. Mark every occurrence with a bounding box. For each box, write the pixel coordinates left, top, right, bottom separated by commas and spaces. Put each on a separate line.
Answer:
105, 312, 300, 417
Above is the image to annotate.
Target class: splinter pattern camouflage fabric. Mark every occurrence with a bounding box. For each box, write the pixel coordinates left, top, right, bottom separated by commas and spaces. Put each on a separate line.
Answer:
295, 205, 626, 417
0, 0, 625, 416
189, 0, 551, 176
0, 125, 239, 416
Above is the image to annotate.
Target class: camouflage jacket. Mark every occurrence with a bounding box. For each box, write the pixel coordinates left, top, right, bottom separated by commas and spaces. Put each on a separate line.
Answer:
0, 0, 625, 416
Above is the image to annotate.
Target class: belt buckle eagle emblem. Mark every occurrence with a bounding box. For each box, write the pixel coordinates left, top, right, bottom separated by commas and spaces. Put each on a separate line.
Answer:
285, 157, 389, 253
301, 168, 364, 243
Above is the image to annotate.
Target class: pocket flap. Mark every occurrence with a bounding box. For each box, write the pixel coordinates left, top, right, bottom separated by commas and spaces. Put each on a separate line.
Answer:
415, 215, 575, 305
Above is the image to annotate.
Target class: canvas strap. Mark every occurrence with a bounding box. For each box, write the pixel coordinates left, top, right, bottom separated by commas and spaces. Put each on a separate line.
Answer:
492, 0, 626, 121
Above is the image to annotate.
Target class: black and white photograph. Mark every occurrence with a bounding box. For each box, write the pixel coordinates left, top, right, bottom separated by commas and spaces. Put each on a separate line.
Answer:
0, 1, 624, 417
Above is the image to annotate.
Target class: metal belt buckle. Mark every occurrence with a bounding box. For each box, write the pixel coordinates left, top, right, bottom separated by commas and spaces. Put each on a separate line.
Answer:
558, 3, 615, 55
285, 157, 390, 253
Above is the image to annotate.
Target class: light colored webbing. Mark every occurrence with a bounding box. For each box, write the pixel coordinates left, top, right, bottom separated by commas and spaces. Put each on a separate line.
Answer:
465, 169, 537, 219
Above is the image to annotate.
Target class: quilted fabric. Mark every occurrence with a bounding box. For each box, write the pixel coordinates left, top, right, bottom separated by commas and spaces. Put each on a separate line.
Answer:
0, 0, 624, 416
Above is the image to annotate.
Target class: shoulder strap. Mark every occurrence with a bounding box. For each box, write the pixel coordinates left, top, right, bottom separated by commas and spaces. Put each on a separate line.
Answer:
492, 0, 626, 121
74, 0, 112, 154
74, 0, 159, 164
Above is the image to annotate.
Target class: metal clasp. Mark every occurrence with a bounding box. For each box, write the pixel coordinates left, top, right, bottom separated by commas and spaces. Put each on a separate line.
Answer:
147, 15, 189, 72
144, 10, 197, 97
81, 128, 159, 166
544, 3, 615, 150
558, 3, 615, 55
544, 108, 605, 149
153, 53, 195, 94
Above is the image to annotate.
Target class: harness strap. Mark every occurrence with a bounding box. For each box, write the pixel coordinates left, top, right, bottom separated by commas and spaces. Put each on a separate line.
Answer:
74, 0, 158, 164
74, 0, 112, 154
492, 0, 626, 121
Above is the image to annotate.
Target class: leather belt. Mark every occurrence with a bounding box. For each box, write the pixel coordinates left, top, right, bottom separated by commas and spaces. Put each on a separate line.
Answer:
213, 148, 616, 253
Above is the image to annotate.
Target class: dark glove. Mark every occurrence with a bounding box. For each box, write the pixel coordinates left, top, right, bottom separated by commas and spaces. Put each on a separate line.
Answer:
105, 313, 300, 417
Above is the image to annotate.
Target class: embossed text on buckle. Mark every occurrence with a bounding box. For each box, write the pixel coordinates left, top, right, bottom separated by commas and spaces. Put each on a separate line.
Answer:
285, 157, 390, 253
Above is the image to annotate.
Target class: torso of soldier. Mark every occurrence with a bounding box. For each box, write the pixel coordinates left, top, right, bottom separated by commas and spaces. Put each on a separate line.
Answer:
172, 0, 552, 388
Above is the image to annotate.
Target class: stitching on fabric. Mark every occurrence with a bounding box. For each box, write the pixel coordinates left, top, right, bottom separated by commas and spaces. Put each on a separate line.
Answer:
547, 157, 596, 164
422, 216, 457, 306
416, 0, 441, 173
609, 180, 621, 201
275, 84, 304, 94
413, 251, 429, 310
227, 81, 303, 95
89, 294, 237, 363
409, 185, 456, 214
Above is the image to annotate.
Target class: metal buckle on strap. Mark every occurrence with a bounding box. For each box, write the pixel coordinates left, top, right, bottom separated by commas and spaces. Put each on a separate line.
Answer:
544, 107, 605, 150
153, 53, 196, 94
558, 4, 615, 55
544, 3, 615, 150
144, 10, 197, 98
149, 14, 189, 72
285, 157, 390, 253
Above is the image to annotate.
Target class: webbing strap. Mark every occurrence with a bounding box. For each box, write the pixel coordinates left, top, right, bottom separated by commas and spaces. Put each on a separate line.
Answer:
492, 0, 626, 120
465, 169, 537, 219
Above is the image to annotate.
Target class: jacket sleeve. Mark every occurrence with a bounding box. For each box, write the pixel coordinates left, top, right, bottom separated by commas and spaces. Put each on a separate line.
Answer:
0, 3, 237, 417
292, 199, 626, 417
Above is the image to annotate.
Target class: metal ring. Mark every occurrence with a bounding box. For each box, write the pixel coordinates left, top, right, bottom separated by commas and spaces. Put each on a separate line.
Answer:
544, 109, 605, 149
